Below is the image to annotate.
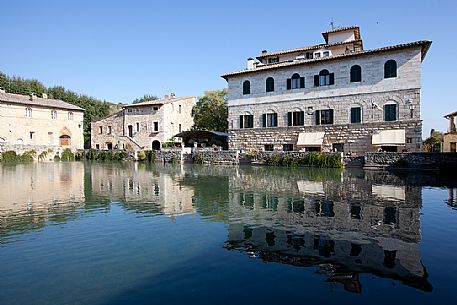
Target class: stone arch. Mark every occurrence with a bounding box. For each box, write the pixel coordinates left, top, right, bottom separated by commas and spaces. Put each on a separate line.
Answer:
152, 140, 161, 150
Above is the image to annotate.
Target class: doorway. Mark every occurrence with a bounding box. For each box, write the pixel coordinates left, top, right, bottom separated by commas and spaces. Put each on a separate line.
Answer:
152, 140, 161, 150
128, 125, 133, 137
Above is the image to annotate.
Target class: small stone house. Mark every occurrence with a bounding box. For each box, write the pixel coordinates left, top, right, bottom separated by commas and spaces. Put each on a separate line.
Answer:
443, 111, 457, 153
0, 89, 85, 151
222, 26, 432, 154
91, 94, 195, 150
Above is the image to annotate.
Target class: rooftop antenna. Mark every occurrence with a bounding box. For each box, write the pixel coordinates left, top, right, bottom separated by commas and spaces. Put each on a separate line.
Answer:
330, 18, 335, 30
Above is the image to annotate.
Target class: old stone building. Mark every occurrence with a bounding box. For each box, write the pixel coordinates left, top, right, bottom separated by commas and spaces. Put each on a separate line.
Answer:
443, 111, 457, 153
222, 26, 432, 154
91, 94, 195, 150
0, 89, 85, 151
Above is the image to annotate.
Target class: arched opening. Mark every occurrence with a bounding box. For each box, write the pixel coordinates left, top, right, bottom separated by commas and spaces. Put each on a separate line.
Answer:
0, 137, 5, 143
106, 142, 113, 150
243, 80, 250, 95
384, 60, 397, 78
59, 135, 71, 146
319, 69, 330, 86
350, 65, 362, 82
15, 138, 23, 145
128, 125, 133, 137
266, 77, 274, 92
152, 140, 161, 150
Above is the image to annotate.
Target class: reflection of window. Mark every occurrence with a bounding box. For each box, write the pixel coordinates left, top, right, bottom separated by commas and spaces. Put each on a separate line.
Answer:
314, 200, 335, 217
383, 250, 397, 268
243, 226, 252, 239
266, 231, 275, 247
351, 204, 361, 219
262, 195, 278, 210
287, 234, 305, 251
350, 243, 362, 256
239, 193, 254, 209
154, 182, 160, 196
287, 198, 305, 213
313, 237, 335, 257
383, 207, 397, 224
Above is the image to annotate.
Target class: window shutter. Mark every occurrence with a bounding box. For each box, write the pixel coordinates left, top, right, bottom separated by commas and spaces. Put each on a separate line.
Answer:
286, 79, 291, 90
273, 113, 278, 127
300, 77, 305, 88
329, 109, 334, 124
351, 108, 356, 123
329, 73, 335, 85
262, 114, 266, 127
287, 112, 292, 126
249, 115, 254, 128
239, 115, 244, 128
314, 75, 319, 87
315, 110, 320, 125
299, 111, 304, 125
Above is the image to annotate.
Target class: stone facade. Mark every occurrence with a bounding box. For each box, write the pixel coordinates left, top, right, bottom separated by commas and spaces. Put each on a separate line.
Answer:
365, 152, 457, 169
91, 95, 195, 150
0, 91, 85, 151
222, 27, 431, 154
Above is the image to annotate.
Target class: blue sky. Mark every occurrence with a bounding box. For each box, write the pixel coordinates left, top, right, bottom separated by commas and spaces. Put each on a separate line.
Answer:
0, 0, 456, 135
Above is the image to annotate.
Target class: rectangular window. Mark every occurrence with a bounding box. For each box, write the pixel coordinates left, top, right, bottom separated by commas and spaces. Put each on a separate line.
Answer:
350, 107, 362, 123
283, 144, 293, 151
153, 122, 159, 132
128, 108, 133, 113
179, 124, 182, 133
288, 111, 304, 126
107, 126, 112, 134
48, 132, 53, 145
153, 106, 159, 111
29, 131, 34, 140
25, 108, 32, 118
96, 144, 100, 150
384, 104, 397, 121
406, 137, 412, 144
316, 109, 334, 125
262, 113, 278, 127
239, 115, 254, 128
68, 112, 73, 120
268, 57, 279, 63
322, 51, 330, 57
99, 126, 103, 134
136, 122, 140, 132
264, 144, 274, 151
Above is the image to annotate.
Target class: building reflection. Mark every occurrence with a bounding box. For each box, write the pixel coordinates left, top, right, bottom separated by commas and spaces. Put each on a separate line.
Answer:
222, 167, 432, 293
90, 163, 195, 218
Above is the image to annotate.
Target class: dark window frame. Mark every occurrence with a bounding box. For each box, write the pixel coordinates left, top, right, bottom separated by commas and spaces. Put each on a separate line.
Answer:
242, 80, 250, 95
384, 104, 397, 121
384, 60, 397, 78
350, 107, 362, 123
266, 77, 275, 92
350, 65, 362, 82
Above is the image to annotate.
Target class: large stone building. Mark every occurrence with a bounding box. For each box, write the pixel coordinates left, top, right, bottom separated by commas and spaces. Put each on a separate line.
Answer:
0, 89, 85, 151
222, 26, 432, 154
91, 94, 195, 150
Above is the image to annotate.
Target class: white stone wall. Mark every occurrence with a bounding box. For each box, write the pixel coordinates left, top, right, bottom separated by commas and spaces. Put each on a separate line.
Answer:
0, 102, 84, 149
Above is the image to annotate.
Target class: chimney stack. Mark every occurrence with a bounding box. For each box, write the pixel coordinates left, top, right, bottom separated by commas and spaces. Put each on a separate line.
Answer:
30, 93, 37, 101
42, 93, 48, 99
261, 50, 267, 55
170, 92, 176, 99
247, 57, 255, 70
0, 87, 5, 93
164, 94, 169, 101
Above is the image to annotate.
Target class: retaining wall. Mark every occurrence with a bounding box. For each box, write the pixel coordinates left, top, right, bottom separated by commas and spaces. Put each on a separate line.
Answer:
365, 152, 457, 170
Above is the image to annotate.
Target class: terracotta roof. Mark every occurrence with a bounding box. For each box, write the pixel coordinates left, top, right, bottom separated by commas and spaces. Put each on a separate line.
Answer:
256, 39, 363, 60
122, 96, 194, 108
0, 91, 84, 111
222, 40, 432, 80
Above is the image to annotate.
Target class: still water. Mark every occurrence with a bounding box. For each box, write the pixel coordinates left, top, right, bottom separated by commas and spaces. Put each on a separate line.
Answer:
0, 162, 456, 305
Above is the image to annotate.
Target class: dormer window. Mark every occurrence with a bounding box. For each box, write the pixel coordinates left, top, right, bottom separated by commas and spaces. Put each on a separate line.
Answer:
268, 57, 279, 63
323, 51, 330, 57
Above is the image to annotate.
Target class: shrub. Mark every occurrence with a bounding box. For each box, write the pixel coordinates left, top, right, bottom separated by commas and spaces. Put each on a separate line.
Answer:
192, 153, 204, 164
1, 151, 18, 163
282, 155, 299, 167
137, 150, 146, 161
38, 151, 48, 161
61, 148, 75, 161
266, 154, 282, 166
54, 153, 61, 161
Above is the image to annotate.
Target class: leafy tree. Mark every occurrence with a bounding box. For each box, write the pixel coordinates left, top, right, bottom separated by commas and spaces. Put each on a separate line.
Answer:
423, 129, 444, 152
193, 89, 228, 132
132, 94, 158, 104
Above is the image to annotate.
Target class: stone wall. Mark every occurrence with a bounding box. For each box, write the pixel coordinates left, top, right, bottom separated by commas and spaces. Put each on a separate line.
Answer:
153, 149, 183, 163
365, 152, 457, 170
191, 149, 239, 165
230, 119, 421, 154
0, 143, 72, 161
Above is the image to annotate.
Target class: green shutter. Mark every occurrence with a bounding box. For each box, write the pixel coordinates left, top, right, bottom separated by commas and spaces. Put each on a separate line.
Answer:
315, 110, 320, 125
262, 114, 266, 127
273, 113, 278, 127
287, 112, 292, 126
287, 79, 291, 90
299, 111, 304, 125
329, 73, 335, 85
239, 115, 244, 128
249, 115, 254, 128
329, 109, 334, 124
314, 75, 319, 87
300, 77, 305, 88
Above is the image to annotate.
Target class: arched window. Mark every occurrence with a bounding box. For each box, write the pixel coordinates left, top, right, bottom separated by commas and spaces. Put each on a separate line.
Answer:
350, 65, 362, 82
315, 69, 334, 86
384, 60, 397, 78
25, 107, 32, 118
68, 112, 73, 120
243, 80, 250, 95
51, 110, 57, 119
266, 77, 274, 92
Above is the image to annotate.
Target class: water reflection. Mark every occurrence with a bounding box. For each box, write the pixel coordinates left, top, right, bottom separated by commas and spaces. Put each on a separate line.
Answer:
2, 162, 455, 297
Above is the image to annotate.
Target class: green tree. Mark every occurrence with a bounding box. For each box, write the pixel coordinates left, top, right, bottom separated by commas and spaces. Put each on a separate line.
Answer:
423, 129, 444, 152
193, 89, 228, 132
132, 94, 158, 104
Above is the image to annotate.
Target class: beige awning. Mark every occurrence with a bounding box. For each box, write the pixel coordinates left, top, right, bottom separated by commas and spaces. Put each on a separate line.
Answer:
297, 132, 325, 146
297, 180, 324, 195
372, 129, 405, 146
372, 185, 406, 201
